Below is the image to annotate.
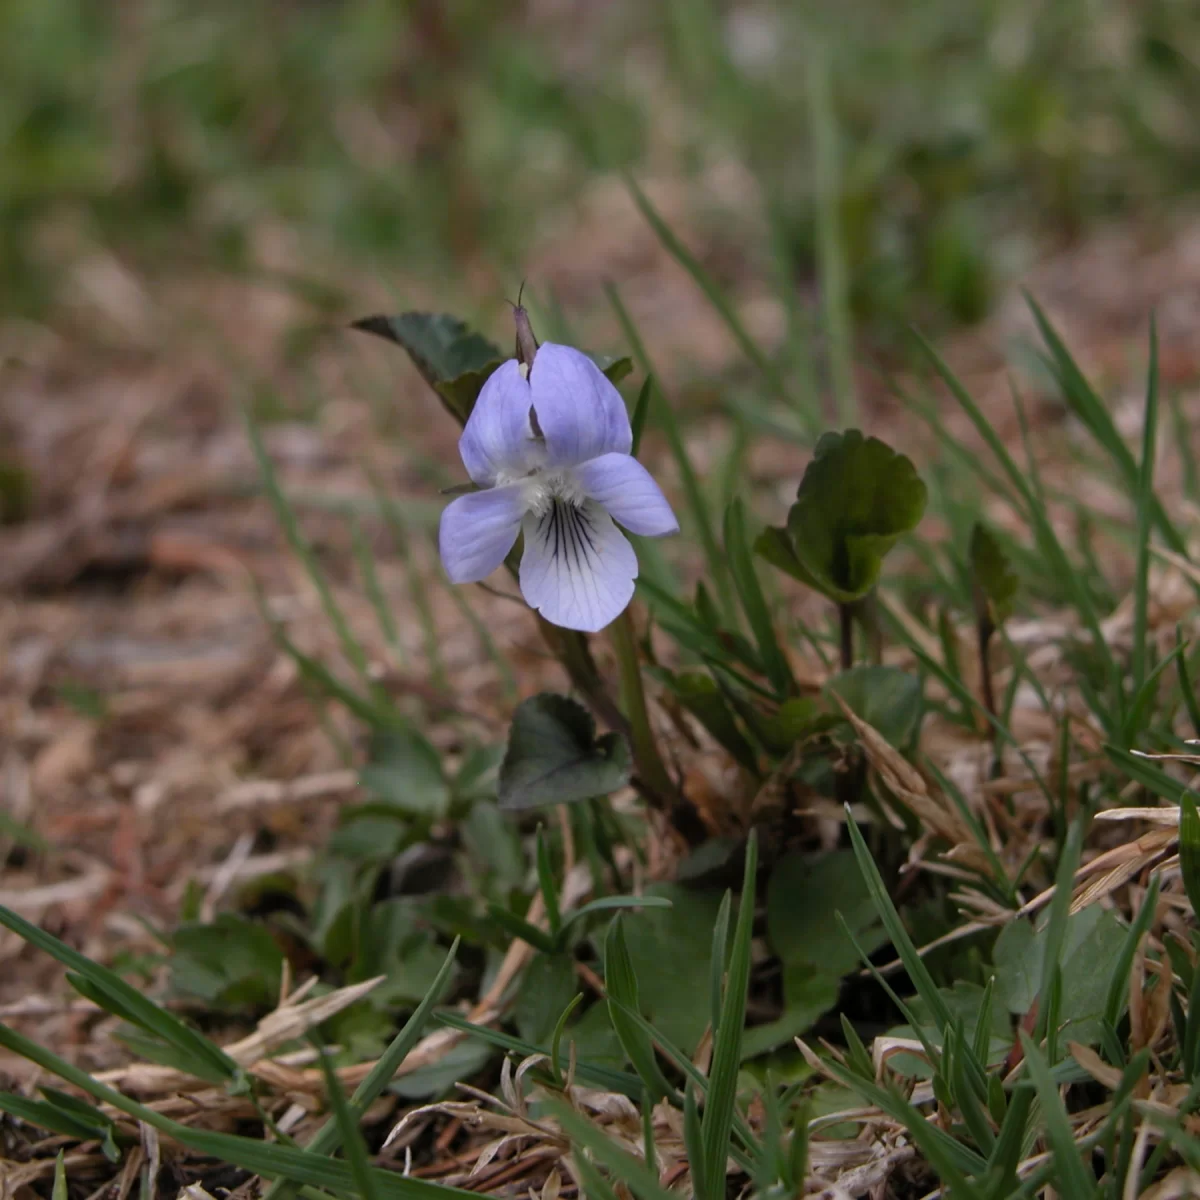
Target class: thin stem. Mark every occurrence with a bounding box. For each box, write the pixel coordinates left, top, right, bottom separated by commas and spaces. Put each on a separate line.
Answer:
978, 621, 998, 724
838, 603, 854, 672
610, 608, 675, 809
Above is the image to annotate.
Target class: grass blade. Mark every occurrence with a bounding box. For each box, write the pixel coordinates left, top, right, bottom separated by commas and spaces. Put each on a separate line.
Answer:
1027, 296, 1186, 558
623, 176, 803, 427
604, 917, 675, 1102
263, 939, 460, 1200
1019, 1033, 1096, 1200
606, 282, 735, 621
0, 1020, 471, 1200
913, 331, 1121, 728
0, 904, 237, 1084
701, 832, 757, 1199
724, 499, 794, 695
314, 1039, 379, 1200
245, 406, 373, 692
806, 48, 856, 427
1131, 317, 1159, 701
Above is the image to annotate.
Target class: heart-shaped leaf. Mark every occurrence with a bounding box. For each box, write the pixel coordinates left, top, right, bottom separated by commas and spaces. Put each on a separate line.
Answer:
360, 728, 450, 818
590, 354, 634, 385
969, 521, 1018, 626
756, 430, 927, 603
352, 312, 505, 425
827, 665, 924, 747
498, 693, 631, 810
354, 313, 636, 427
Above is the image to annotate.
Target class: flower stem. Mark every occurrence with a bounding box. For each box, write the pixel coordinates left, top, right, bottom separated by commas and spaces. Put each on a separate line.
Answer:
838, 602, 855, 671
610, 608, 675, 806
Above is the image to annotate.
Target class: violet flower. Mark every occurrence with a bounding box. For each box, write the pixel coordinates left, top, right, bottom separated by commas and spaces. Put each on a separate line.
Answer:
438, 343, 678, 632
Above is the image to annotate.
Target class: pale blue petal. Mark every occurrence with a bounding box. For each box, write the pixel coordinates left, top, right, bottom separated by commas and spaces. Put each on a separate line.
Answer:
519, 500, 636, 632
530, 344, 632, 468
438, 485, 525, 583
574, 453, 679, 537
458, 360, 537, 485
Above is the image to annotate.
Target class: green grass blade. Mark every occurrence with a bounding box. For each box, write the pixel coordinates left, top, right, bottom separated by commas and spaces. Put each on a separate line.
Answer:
709, 890, 732, 1035
52, 1151, 68, 1200
985, 1085, 1034, 1198
433, 1012, 643, 1098
623, 176, 803, 426
435, 538, 518, 700
1105, 745, 1188, 802
245, 407, 373, 693
820, 1053, 989, 1176
1180, 796, 1200, 918
0, 1020, 471, 1200
0, 904, 237, 1083
350, 516, 405, 669
604, 917, 675, 1103
313, 1040, 379, 1200
368, 468, 447, 692
1027, 296, 1186, 558
845, 817, 954, 1031
724, 500, 794, 695
1104, 874, 1160, 1033
1019, 1033, 1096, 1200
264, 939, 460, 1200
806, 49, 856, 428
1131, 317, 1159, 701
537, 827, 562, 940
914, 331, 1121, 726
606, 282, 735, 621
543, 1095, 677, 1200
0, 1091, 117, 1154
701, 832, 757, 1199
1175, 628, 1200, 738
1034, 817, 1085, 1049
630, 375, 653, 457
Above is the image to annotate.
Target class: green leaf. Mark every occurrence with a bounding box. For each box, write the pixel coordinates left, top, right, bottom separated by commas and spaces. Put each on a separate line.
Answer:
593, 354, 635, 385
826, 666, 924, 747
360, 728, 450, 818
1180, 796, 1200, 918
762, 430, 927, 602
497, 693, 632, 810
630, 375, 652, 456
969, 522, 1018, 626
766, 849, 886, 1027
169, 914, 284, 1009
515, 953, 579, 1045
354, 899, 456, 1006
993, 903, 1125, 1046
352, 312, 504, 425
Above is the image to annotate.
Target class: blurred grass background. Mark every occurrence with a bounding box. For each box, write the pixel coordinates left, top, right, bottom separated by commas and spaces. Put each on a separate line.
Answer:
6, 0, 1200, 341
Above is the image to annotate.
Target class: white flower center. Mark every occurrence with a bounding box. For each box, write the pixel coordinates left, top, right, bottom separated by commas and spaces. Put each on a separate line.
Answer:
496, 466, 585, 518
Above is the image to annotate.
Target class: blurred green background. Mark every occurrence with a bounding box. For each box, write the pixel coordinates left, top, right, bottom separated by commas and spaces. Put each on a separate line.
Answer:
6, 0, 1200, 340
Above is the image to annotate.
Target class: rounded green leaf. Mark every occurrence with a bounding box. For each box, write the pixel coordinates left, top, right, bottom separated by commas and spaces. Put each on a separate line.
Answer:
969, 521, 1018, 626
782, 430, 927, 603
498, 693, 632, 810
